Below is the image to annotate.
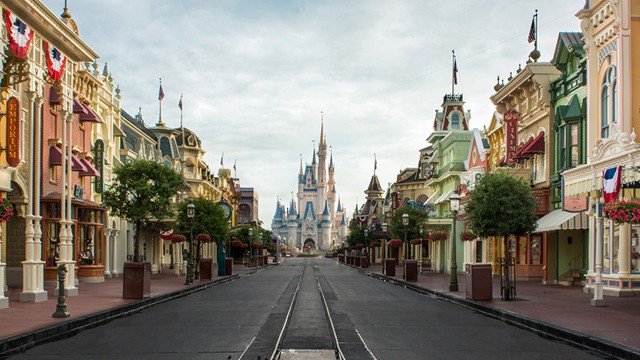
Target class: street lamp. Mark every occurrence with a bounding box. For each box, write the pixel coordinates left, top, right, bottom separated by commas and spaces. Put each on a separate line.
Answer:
364, 228, 369, 260
402, 213, 409, 262
248, 227, 254, 267
185, 201, 196, 285
381, 222, 388, 266
449, 193, 460, 292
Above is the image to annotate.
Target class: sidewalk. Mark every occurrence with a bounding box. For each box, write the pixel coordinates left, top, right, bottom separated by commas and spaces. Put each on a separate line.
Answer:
357, 261, 640, 359
0, 265, 253, 357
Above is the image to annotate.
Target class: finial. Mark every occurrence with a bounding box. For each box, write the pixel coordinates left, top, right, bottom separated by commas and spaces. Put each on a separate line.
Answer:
516, 63, 522, 73
508, 72, 513, 81
115, 84, 122, 99
61, 0, 71, 19
494, 76, 502, 91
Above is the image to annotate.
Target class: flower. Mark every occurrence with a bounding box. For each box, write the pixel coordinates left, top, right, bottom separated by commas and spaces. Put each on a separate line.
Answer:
370, 241, 381, 248
231, 240, 244, 248
252, 243, 261, 249
410, 239, 422, 245
0, 198, 14, 223
355, 243, 364, 249
196, 233, 212, 242
604, 200, 640, 224
461, 231, 477, 241
431, 232, 449, 241
171, 234, 186, 243
387, 239, 403, 247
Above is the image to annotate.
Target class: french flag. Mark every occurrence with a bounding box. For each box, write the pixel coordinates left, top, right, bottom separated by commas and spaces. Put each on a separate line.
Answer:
603, 166, 622, 204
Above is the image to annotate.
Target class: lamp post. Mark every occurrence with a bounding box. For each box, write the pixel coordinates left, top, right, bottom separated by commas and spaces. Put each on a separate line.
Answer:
185, 201, 195, 285
402, 213, 409, 262
364, 228, 369, 260
381, 222, 388, 265
248, 227, 254, 267
449, 193, 460, 292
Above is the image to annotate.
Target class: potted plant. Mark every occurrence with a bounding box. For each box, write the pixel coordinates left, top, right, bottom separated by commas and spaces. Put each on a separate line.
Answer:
603, 200, 640, 224
431, 232, 448, 241
196, 233, 212, 243
410, 239, 422, 245
171, 234, 187, 243
0, 198, 14, 225
461, 231, 477, 241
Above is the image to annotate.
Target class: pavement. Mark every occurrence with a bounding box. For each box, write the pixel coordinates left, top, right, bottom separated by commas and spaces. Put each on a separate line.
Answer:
0, 258, 639, 359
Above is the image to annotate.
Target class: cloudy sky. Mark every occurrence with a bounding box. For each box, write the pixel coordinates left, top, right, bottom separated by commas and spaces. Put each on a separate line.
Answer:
41, 0, 582, 224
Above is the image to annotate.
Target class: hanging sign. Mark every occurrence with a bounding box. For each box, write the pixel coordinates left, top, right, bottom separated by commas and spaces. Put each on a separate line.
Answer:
503, 109, 520, 164
94, 139, 104, 193
6, 97, 20, 167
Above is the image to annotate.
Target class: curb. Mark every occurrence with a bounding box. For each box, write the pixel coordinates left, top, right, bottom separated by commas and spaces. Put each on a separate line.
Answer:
0, 274, 241, 358
365, 270, 640, 360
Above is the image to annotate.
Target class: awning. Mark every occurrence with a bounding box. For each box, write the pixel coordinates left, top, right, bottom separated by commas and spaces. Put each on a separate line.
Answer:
533, 209, 589, 233
73, 99, 88, 115
416, 194, 428, 203
71, 154, 87, 172
519, 132, 545, 159
79, 103, 102, 123
49, 88, 61, 104
435, 189, 454, 205
113, 124, 125, 137
49, 146, 62, 165
425, 192, 438, 204
79, 158, 99, 177
513, 137, 533, 159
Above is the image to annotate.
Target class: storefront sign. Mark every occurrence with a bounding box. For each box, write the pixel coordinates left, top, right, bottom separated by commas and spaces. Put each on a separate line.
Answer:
503, 109, 520, 164
94, 139, 104, 193
6, 97, 20, 167
563, 196, 588, 212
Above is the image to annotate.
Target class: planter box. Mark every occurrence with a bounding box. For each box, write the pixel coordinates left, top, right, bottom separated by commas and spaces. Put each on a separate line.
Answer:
225, 258, 233, 275
404, 260, 418, 282
360, 256, 369, 268
200, 259, 213, 281
385, 258, 396, 276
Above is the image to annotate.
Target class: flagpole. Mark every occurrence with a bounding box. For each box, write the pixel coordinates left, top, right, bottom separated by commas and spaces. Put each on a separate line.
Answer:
180, 94, 185, 146
534, 9, 538, 52
158, 78, 163, 126
451, 50, 455, 96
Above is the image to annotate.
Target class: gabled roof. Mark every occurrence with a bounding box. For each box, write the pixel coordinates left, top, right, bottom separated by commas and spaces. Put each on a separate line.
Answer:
367, 174, 382, 192
303, 201, 316, 221
551, 32, 585, 66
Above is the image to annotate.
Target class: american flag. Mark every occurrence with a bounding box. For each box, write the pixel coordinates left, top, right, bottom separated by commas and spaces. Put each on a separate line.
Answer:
527, 17, 536, 43
453, 58, 458, 85
178, 95, 183, 110
158, 83, 165, 101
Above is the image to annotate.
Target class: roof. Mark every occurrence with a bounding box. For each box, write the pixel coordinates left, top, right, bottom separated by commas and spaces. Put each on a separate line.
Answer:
120, 109, 157, 140
367, 174, 383, 192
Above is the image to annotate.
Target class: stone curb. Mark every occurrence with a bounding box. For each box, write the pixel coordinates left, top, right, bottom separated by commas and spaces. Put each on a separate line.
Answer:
364, 269, 640, 360
0, 274, 241, 358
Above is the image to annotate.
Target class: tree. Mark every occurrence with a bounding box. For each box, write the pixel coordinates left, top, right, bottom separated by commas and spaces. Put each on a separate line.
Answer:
345, 218, 366, 248
174, 198, 229, 244
464, 170, 537, 300
389, 205, 425, 240
102, 159, 184, 261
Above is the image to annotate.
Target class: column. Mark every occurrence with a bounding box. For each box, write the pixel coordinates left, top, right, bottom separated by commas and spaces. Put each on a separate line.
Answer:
20, 90, 46, 302
110, 228, 119, 277
104, 228, 112, 278
60, 111, 77, 296
0, 223, 8, 308
592, 194, 605, 306
619, 223, 631, 276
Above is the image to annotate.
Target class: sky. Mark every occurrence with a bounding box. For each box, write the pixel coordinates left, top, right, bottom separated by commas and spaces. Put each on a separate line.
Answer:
40, 0, 583, 225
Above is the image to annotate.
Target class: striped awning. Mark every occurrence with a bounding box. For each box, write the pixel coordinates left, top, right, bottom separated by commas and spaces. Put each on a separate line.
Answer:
533, 209, 589, 233
435, 189, 454, 205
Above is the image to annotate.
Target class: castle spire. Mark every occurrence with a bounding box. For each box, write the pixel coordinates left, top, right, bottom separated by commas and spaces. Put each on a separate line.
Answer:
320, 111, 326, 146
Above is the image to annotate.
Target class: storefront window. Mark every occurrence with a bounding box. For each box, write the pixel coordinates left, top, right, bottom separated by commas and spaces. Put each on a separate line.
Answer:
475, 241, 483, 263
632, 227, 640, 273
76, 208, 104, 266
530, 236, 542, 265
43, 202, 61, 267
603, 222, 610, 273
613, 227, 619, 274
518, 236, 527, 264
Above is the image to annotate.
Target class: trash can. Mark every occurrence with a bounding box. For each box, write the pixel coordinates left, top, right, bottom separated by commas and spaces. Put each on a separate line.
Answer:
123, 261, 151, 299
200, 259, 213, 281
337, 254, 344, 263
466, 264, 493, 300
360, 256, 369, 268
404, 259, 418, 281
354, 256, 361, 267
225, 258, 233, 275
384, 258, 396, 276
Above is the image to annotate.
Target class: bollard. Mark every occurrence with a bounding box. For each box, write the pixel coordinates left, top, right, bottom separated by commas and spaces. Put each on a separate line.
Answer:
52, 264, 70, 318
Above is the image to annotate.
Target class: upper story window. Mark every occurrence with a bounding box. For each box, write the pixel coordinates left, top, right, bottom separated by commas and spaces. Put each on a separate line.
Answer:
451, 113, 460, 129
160, 137, 172, 158
601, 65, 617, 139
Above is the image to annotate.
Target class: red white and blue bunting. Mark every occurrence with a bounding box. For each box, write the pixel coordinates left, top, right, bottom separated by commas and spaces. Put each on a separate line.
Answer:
3, 9, 33, 58
43, 41, 66, 82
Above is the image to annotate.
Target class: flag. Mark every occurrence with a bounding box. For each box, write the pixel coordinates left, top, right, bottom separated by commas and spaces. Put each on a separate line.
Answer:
527, 16, 536, 43
603, 166, 622, 204
158, 82, 165, 101
3, 10, 33, 59
233, 160, 237, 172
178, 95, 183, 110
374, 154, 377, 172
220, 153, 224, 167
453, 58, 458, 85
43, 41, 66, 81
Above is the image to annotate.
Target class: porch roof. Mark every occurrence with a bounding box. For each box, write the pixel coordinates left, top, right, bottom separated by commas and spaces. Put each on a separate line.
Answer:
533, 209, 589, 233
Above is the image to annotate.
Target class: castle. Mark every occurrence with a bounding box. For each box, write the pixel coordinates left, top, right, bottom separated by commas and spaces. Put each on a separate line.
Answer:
271, 120, 348, 251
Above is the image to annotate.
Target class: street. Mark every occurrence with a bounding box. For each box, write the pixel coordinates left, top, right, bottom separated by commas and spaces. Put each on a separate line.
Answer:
10, 258, 605, 360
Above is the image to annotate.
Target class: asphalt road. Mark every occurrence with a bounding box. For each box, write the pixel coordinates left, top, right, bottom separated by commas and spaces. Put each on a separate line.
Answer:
10, 258, 607, 360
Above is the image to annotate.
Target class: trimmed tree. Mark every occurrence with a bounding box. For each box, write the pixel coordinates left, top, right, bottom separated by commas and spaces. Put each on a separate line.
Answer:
464, 170, 537, 300
102, 159, 184, 262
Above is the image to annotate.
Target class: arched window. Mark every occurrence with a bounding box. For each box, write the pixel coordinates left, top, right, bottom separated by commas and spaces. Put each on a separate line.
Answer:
601, 65, 617, 139
160, 137, 172, 158
451, 113, 460, 130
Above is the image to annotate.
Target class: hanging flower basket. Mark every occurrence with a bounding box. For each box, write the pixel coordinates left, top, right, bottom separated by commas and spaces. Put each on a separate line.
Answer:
171, 234, 186, 243
231, 240, 244, 248
431, 232, 448, 241
410, 239, 422, 245
240, 243, 249, 248
0, 198, 14, 223
370, 241, 381, 248
160, 229, 173, 240
355, 243, 364, 250
461, 231, 477, 241
252, 243, 262, 249
603, 200, 640, 224
387, 239, 403, 248
196, 233, 212, 243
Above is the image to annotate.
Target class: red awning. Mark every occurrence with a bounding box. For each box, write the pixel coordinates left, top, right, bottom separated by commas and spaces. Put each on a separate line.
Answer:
49, 88, 61, 104
499, 155, 507, 166
71, 154, 87, 172
49, 146, 62, 165
73, 99, 88, 115
513, 137, 534, 160
80, 104, 102, 123
520, 132, 545, 158
79, 158, 99, 177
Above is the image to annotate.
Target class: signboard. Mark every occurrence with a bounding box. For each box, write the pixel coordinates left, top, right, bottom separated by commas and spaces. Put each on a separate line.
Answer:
6, 97, 20, 167
503, 109, 520, 164
563, 196, 588, 212
218, 201, 232, 220
94, 139, 104, 193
